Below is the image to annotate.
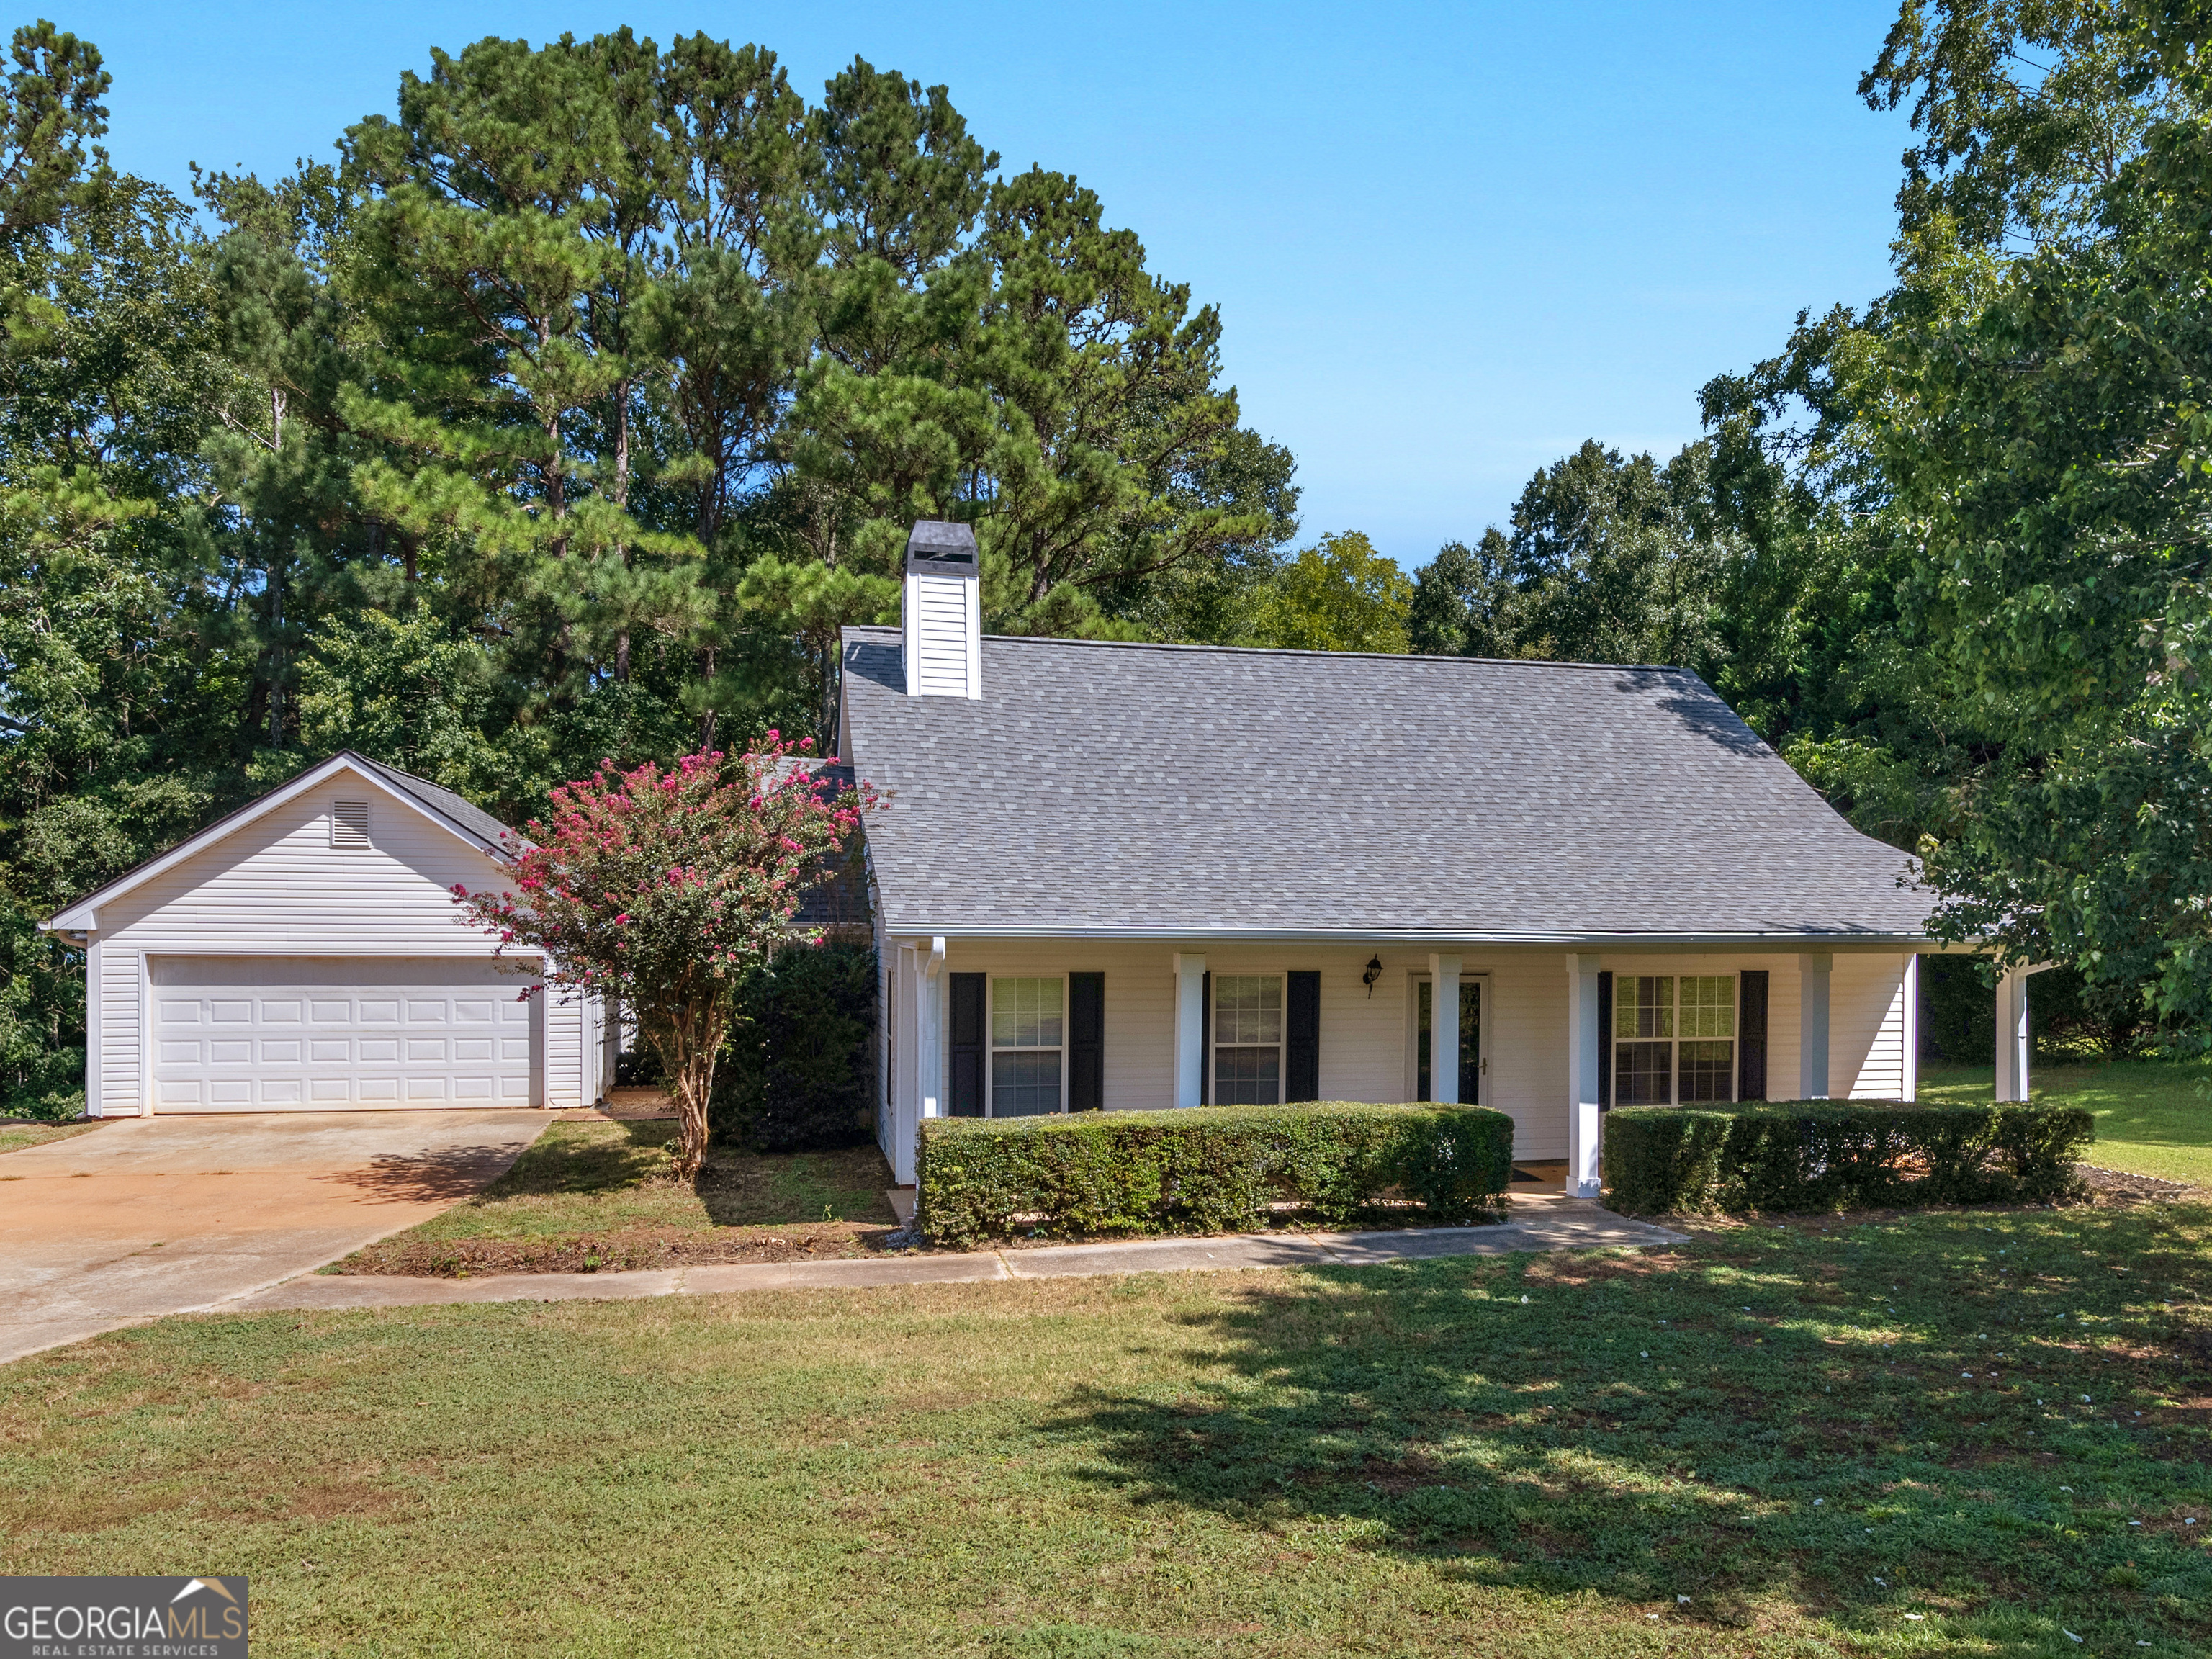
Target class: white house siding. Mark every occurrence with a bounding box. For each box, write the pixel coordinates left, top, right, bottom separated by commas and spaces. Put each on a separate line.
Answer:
876, 941, 1919, 1174
88, 777, 594, 1115
1833, 951, 1912, 1099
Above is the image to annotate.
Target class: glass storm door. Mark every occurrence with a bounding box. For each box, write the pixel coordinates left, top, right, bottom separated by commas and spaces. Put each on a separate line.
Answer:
1416, 979, 1483, 1104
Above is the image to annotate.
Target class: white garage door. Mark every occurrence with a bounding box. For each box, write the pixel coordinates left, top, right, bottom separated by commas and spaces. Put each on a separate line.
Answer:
149, 956, 537, 1111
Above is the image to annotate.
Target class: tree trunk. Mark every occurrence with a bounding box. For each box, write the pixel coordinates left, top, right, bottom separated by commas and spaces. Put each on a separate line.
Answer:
613, 375, 631, 681
670, 1050, 713, 1181
698, 644, 717, 750
267, 559, 284, 748
652, 1000, 722, 1182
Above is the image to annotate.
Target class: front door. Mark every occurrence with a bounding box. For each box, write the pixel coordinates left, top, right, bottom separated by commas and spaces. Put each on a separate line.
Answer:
1414, 977, 1483, 1104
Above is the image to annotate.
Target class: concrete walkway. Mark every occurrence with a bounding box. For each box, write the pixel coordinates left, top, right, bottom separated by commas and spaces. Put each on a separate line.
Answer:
228, 1196, 1687, 1315
0, 1110, 549, 1364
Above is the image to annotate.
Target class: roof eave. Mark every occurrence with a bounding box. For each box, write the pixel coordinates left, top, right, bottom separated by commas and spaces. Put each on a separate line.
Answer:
874, 923, 1951, 949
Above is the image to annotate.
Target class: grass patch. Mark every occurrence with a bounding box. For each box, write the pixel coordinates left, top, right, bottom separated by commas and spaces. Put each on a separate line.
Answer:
0, 1120, 96, 1156
334, 1118, 898, 1275
1925, 1059, 2212, 1187
8, 1203, 2212, 1654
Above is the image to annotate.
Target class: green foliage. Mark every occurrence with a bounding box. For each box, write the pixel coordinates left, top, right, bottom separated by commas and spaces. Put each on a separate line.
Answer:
914, 1102, 1514, 1248
1605, 1099, 2093, 1216
1918, 953, 1995, 1066
0, 902, 79, 1118
1252, 531, 1410, 652
0, 20, 111, 246
710, 939, 876, 1153
1848, 2, 2212, 1055
1408, 441, 1729, 670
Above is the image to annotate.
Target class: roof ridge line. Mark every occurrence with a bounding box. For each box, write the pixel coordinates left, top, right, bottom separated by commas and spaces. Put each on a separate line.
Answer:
841, 624, 1688, 675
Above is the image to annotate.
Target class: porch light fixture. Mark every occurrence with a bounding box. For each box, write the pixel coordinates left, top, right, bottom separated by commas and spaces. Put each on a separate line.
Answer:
1362, 956, 1382, 997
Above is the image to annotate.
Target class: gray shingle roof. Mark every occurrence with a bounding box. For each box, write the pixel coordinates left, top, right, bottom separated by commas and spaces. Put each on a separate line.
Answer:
349, 753, 516, 850
840, 626, 1932, 941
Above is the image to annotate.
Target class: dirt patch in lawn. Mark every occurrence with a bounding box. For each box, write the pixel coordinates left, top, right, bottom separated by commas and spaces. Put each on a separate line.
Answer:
2077, 1162, 2198, 1204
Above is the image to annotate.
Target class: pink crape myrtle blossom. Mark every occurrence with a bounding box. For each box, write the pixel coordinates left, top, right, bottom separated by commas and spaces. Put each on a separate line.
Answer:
453, 739, 875, 1180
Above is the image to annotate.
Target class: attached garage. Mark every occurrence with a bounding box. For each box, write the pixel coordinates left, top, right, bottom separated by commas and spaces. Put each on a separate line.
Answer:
42, 752, 605, 1117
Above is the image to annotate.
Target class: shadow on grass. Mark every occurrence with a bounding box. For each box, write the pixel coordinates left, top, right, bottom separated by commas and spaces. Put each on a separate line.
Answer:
413, 1119, 894, 1225
1052, 1207, 2212, 1643
697, 1141, 895, 1228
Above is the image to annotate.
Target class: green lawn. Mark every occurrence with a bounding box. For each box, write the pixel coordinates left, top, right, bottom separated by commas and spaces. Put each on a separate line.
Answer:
336, 1118, 899, 1274
0, 1119, 96, 1156
1923, 1058, 2212, 1186
9, 1202, 2212, 1655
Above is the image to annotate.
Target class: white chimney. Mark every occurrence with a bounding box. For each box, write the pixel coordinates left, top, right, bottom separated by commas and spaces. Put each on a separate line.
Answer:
902, 520, 982, 699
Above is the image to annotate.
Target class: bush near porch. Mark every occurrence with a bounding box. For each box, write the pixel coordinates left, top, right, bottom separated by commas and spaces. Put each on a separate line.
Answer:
916, 1101, 1514, 1248
1606, 1098, 2094, 1216
709, 940, 876, 1153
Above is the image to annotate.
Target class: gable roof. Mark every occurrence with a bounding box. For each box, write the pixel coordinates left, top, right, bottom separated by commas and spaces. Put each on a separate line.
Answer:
347, 753, 515, 851
839, 626, 1933, 943
42, 752, 516, 933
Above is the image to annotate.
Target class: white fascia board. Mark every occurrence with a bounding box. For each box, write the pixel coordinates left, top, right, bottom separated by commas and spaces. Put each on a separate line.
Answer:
879, 925, 1943, 950
41, 753, 510, 932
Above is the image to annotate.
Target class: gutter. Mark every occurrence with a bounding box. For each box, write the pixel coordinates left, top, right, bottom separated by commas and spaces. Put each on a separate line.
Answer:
877, 925, 1952, 949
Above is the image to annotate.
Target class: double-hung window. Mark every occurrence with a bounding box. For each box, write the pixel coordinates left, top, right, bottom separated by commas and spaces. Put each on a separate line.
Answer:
1212, 974, 1282, 1105
990, 977, 1064, 1115
1612, 974, 1735, 1105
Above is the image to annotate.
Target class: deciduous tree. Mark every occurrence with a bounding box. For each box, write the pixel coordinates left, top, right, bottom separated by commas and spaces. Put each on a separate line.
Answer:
454, 740, 870, 1178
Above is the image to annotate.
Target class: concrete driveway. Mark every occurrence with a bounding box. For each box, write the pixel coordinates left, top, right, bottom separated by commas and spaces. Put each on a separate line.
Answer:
0, 1110, 549, 1364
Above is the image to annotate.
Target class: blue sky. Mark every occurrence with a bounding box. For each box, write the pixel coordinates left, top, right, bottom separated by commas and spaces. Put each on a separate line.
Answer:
54, 1, 1914, 570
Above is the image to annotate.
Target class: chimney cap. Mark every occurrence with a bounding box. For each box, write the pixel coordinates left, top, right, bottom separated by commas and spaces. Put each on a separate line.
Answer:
906, 519, 979, 575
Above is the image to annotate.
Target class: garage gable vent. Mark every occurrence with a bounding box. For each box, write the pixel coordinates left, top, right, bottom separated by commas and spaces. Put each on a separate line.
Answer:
331, 800, 370, 848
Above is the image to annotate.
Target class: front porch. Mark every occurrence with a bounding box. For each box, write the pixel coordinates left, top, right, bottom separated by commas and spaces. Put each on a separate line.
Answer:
877, 939, 1926, 1189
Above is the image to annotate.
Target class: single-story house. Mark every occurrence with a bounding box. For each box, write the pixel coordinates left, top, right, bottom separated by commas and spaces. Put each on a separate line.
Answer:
42, 518, 2046, 1179
842, 522, 1950, 1193
40, 752, 608, 1115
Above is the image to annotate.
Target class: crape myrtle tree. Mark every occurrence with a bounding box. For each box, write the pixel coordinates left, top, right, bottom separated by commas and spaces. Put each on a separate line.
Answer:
454, 737, 870, 1179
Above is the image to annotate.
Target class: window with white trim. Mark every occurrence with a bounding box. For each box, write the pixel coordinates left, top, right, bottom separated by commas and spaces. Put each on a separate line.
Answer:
1613, 974, 1735, 1105
1213, 974, 1282, 1105
989, 976, 1064, 1116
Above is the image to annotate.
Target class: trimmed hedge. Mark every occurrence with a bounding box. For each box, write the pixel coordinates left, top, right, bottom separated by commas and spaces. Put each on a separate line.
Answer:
1606, 1099, 2093, 1216
915, 1101, 1515, 1249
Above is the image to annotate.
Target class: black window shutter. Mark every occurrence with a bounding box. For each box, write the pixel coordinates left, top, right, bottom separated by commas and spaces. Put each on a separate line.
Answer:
1285, 971, 1321, 1102
1200, 970, 1211, 1105
1596, 971, 1613, 1110
949, 973, 985, 1116
1737, 971, 1768, 1100
1069, 973, 1104, 1111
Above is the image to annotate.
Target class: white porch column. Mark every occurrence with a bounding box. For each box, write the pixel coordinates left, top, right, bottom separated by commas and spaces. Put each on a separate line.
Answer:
1565, 952, 1602, 1197
1996, 964, 2033, 1102
1428, 953, 1462, 1104
1799, 953, 1832, 1100
917, 937, 948, 1123
1173, 953, 1207, 1108
84, 937, 104, 1118
891, 943, 920, 1184
1901, 953, 1921, 1102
